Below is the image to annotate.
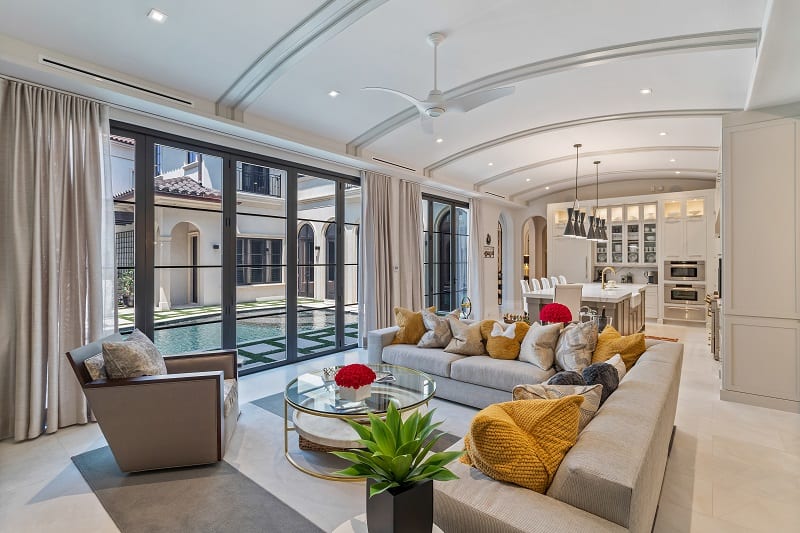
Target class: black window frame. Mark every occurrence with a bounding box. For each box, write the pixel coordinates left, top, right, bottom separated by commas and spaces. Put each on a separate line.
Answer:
422, 193, 469, 312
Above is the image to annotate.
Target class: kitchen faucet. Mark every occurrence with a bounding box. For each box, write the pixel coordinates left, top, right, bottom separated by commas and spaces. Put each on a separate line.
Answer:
601, 266, 616, 290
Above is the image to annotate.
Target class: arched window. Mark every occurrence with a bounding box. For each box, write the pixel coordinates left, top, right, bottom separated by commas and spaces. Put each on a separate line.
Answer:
297, 223, 315, 298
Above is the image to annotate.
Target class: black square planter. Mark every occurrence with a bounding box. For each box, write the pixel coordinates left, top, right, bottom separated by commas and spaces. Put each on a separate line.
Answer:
366, 479, 433, 533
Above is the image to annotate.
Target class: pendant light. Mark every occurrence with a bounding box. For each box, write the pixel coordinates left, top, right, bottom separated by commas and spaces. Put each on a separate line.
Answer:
587, 160, 603, 241
562, 143, 585, 239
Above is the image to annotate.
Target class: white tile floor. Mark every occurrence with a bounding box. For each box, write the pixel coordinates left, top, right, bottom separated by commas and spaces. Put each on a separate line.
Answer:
1, 323, 799, 532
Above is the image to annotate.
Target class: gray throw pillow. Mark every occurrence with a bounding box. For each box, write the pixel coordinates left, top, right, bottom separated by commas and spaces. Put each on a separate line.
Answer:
83, 352, 108, 380
547, 371, 586, 386
518, 322, 561, 370
444, 317, 487, 356
417, 309, 456, 348
102, 329, 167, 379
582, 363, 619, 405
513, 383, 603, 432
554, 321, 598, 372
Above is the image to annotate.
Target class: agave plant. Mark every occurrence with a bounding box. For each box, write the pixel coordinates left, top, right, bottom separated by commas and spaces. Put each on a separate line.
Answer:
331, 402, 464, 497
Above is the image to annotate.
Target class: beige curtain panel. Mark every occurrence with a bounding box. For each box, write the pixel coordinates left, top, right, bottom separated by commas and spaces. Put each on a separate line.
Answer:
397, 179, 424, 310
0, 79, 112, 441
468, 197, 485, 320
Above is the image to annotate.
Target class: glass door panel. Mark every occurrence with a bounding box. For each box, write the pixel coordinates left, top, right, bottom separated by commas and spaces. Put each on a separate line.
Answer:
611, 223, 624, 264
110, 134, 137, 333
626, 222, 640, 264
643, 222, 657, 264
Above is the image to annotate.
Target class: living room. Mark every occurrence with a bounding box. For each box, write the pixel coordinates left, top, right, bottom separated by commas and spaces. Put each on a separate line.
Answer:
1, 1, 799, 532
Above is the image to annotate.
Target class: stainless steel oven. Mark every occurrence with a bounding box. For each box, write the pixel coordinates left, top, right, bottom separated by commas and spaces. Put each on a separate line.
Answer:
665, 261, 705, 281
664, 283, 706, 305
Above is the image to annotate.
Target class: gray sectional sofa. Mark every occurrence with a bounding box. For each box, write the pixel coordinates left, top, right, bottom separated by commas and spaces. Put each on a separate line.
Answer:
367, 325, 684, 533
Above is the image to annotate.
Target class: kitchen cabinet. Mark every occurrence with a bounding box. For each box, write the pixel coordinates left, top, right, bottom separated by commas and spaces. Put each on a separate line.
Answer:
685, 217, 706, 258
661, 198, 706, 260
645, 285, 658, 319
662, 219, 683, 259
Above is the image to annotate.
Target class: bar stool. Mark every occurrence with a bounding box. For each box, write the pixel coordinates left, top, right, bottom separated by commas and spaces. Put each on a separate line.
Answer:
550, 276, 560, 287
555, 283, 583, 323
540, 277, 551, 289
530, 278, 542, 292
558, 275, 567, 285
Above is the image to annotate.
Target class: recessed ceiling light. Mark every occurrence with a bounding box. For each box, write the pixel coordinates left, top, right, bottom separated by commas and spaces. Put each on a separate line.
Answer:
545, 186, 550, 190
526, 178, 531, 182
488, 162, 494, 166
435, 138, 443, 143
659, 131, 668, 136
328, 90, 340, 98
639, 88, 652, 95
669, 158, 677, 163
675, 171, 681, 174
147, 8, 167, 23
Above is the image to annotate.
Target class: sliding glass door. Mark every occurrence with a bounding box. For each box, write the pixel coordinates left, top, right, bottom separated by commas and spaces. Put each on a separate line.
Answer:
422, 194, 469, 312
109, 122, 360, 373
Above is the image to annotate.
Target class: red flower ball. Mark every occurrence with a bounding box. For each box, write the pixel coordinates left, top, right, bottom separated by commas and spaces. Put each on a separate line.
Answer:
540, 302, 572, 323
334, 364, 376, 389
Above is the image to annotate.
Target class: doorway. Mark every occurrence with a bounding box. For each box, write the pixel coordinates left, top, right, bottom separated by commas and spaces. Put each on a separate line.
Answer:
297, 223, 315, 298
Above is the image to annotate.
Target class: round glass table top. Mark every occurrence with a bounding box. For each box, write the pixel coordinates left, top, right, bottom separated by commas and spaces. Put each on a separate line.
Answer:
285, 364, 435, 416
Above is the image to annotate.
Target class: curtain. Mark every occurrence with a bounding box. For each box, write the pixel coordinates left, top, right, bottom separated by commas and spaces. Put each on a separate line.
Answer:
358, 171, 393, 346
396, 180, 424, 310
468, 198, 485, 320
0, 80, 113, 441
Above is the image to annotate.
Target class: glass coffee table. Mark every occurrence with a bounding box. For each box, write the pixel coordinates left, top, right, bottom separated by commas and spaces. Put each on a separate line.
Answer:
284, 364, 435, 480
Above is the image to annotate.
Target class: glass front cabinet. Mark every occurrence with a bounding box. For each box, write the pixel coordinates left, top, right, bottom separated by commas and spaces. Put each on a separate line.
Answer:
593, 202, 657, 266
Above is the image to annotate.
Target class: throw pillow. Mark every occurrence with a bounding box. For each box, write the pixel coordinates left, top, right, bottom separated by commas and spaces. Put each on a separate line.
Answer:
417, 308, 457, 348
83, 352, 108, 381
592, 325, 646, 369
102, 329, 167, 379
547, 371, 586, 386
582, 363, 619, 405
485, 321, 530, 360
607, 353, 627, 381
461, 396, 584, 493
554, 321, 598, 372
519, 322, 562, 370
444, 317, 487, 356
392, 306, 435, 345
513, 383, 602, 432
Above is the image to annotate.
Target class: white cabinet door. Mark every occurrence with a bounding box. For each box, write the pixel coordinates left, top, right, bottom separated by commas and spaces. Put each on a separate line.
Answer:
644, 285, 658, 319
662, 219, 683, 259
685, 217, 706, 258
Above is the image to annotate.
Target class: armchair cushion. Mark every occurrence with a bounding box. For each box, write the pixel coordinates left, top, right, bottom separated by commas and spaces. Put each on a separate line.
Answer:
102, 329, 167, 379
84, 353, 108, 380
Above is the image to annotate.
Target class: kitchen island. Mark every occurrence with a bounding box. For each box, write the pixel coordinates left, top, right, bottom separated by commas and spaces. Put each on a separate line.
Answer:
523, 283, 648, 335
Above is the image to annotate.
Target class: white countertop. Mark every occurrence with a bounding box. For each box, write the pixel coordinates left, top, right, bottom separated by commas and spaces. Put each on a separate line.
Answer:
523, 283, 648, 304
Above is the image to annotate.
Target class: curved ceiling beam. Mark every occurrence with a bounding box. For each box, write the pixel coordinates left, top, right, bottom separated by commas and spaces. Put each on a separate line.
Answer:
346, 28, 759, 155
215, 0, 388, 121
510, 168, 718, 203
476, 146, 719, 188
427, 109, 733, 177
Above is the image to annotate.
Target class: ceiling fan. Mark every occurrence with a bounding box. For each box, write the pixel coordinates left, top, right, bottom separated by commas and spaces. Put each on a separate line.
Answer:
363, 32, 515, 131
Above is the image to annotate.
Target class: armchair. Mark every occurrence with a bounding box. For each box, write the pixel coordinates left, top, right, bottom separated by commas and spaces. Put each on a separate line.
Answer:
66, 334, 240, 472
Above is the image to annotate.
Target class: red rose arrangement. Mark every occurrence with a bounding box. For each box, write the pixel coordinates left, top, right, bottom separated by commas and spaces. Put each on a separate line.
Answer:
539, 302, 572, 323
334, 364, 376, 389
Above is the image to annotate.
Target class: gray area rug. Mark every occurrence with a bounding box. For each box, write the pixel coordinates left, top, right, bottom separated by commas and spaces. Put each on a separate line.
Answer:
72, 446, 323, 533
251, 393, 462, 452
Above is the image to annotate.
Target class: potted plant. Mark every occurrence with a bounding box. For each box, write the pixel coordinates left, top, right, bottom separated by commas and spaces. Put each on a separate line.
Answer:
118, 270, 134, 307
331, 403, 464, 533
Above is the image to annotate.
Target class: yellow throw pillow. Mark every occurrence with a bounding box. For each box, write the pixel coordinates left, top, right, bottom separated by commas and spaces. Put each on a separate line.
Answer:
592, 325, 646, 369
461, 396, 583, 493
392, 306, 436, 345
485, 321, 531, 360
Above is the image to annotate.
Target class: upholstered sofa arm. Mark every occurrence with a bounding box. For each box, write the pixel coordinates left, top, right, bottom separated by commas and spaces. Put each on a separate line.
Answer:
367, 326, 399, 365
164, 350, 238, 379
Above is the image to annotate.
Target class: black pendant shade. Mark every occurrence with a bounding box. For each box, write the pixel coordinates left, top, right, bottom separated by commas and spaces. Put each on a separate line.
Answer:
562, 143, 585, 239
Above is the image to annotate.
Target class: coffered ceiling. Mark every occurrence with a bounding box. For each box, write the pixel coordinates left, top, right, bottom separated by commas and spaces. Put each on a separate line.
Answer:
0, 0, 794, 204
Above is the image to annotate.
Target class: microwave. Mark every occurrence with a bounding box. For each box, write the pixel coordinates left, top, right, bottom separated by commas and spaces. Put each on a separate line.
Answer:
664, 283, 706, 305
665, 261, 705, 282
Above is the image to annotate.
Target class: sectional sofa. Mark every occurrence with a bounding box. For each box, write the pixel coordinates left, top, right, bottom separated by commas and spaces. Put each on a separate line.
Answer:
367, 325, 684, 533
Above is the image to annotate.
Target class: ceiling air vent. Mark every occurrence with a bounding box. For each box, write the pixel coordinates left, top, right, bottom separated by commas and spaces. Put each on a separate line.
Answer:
372, 157, 416, 173
485, 191, 505, 199
40, 57, 194, 107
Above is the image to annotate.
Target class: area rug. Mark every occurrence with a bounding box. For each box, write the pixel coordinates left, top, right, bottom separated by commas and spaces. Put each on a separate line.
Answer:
72, 446, 323, 533
645, 335, 680, 342
252, 392, 462, 452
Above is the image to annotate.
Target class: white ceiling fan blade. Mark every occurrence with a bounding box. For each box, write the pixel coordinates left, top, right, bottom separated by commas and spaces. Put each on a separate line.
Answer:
447, 86, 515, 113
362, 87, 425, 109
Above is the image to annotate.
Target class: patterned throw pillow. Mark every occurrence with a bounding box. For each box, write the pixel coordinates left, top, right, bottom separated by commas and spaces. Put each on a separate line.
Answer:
582, 363, 619, 405
547, 371, 586, 386
519, 322, 562, 370
592, 325, 646, 369
83, 352, 108, 380
102, 329, 167, 379
606, 353, 627, 381
554, 321, 598, 372
392, 306, 436, 345
417, 309, 457, 348
461, 396, 583, 493
444, 317, 487, 356
485, 321, 530, 360
513, 383, 602, 431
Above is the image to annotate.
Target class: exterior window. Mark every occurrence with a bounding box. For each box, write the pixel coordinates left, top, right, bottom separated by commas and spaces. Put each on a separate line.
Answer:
422, 195, 469, 311
236, 238, 282, 285
237, 162, 282, 197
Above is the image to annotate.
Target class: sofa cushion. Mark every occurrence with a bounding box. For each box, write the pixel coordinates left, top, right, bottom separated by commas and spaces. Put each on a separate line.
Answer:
485, 322, 530, 360
392, 306, 436, 345
582, 363, 619, 405
102, 329, 167, 379
382, 344, 466, 378
513, 383, 602, 432
450, 356, 554, 391
445, 317, 488, 356
555, 321, 597, 372
461, 396, 583, 493
418, 309, 457, 348
592, 326, 646, 369
548, 371, 586, 386
519, 322, 562, 370
84, 352, 108, 380
223, 379, 238, 417
606, 354, 627, 381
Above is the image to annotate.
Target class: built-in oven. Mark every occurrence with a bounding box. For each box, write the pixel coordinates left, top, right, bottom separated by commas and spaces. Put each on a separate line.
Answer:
665, 261, 705, 281
664, 283, 706, 305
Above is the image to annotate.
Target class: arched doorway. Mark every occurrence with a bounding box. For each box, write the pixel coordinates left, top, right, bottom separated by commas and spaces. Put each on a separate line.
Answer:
325, 223, 336, 300
522, 215, 548, 283
297, 223, 315, 298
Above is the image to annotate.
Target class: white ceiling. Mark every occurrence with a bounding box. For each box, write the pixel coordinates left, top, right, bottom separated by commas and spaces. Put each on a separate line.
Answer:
0, 0, 790, 204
